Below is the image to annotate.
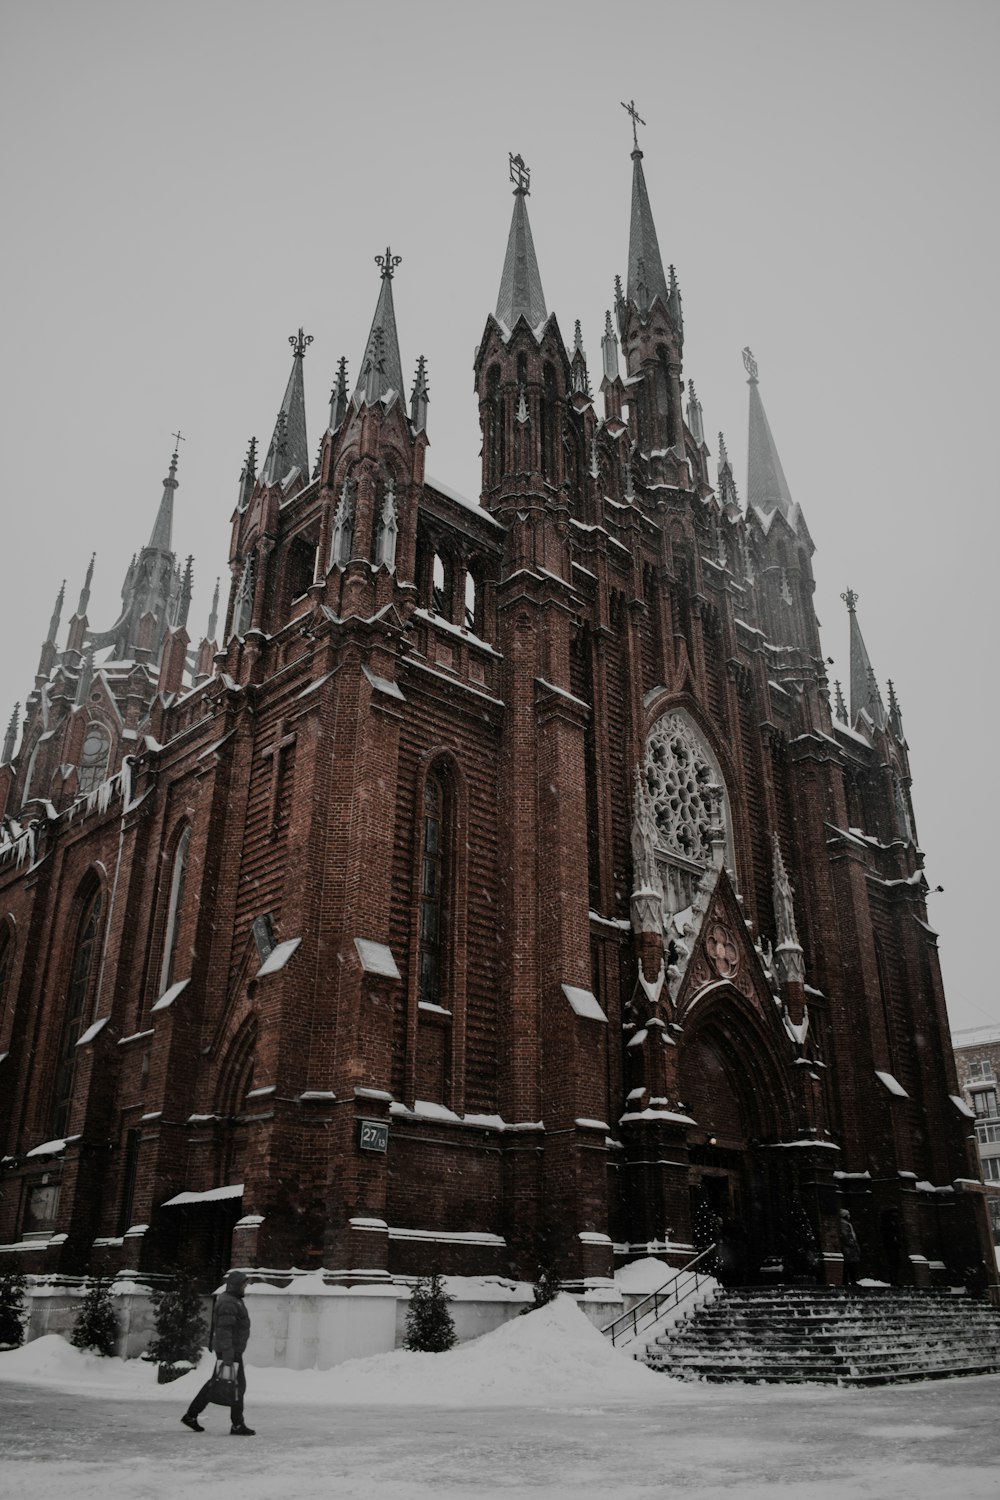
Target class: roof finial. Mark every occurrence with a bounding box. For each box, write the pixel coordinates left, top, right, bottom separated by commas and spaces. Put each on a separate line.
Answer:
375, 246, 402, 280
169, 429, 185, 470
208, 577, 220, 640
742, 346, 758, 383
621, 98, 646, 154
509, 152, 530, 195
841, 587, 859, 613
833, 679, 847, 723
289, 328, 314, 359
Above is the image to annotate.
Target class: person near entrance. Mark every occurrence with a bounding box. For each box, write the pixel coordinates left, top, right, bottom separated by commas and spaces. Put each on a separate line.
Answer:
181, 1269, 255, 1436
839, 1208, 861, 1286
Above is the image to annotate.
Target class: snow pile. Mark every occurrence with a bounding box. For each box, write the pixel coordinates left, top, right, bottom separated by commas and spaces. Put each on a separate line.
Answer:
615, 1257, 677, 1294
0, 1297, 688, 1407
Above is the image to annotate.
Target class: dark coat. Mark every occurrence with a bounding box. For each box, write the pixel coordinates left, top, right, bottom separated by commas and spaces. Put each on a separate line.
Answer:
212, 1272, 251, 1362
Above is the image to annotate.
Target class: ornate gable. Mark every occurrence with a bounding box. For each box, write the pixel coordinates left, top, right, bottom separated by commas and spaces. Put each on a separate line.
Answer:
671, 866, 777, 1031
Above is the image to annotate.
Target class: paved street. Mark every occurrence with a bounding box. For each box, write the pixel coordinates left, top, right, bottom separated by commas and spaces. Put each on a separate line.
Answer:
1, 1374, 999, 1499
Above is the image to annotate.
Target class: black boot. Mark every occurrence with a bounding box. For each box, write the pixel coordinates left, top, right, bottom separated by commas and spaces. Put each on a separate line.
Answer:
231, 1422, 256, 1436
181, 1414, 204, 1432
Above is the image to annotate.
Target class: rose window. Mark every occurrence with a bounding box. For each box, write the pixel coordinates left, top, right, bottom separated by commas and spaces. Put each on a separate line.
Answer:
642, 711, 732, 914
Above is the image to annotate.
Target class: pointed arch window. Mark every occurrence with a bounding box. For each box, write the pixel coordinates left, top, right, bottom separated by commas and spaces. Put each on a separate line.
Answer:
431, 554, 449, 619
53, 885, 102, 1137
159, 824, 192, 995
78, 722, 111, 795
418, 769, 449, 1007
330, 477, 356, 569
373, 478, 398, 571
234, 555, 256, 637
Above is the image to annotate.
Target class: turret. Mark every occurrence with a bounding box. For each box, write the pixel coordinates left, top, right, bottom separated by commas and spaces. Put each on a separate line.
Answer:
475, 153, 570, 514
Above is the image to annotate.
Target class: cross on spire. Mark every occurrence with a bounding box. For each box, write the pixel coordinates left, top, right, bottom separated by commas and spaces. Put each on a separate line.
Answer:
742, 346, 758, 382
509, 153, 531, 195
621, 98, 646, 152
375, 247, 402, 280
170, 429, 186, 452
289, 328, 314, 359
841, 588, 859, 613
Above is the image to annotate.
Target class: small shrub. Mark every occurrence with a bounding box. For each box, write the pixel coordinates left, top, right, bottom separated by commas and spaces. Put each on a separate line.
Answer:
404, 1273, 457, 1352
71, 1278, 118, 1357
147, 1269, 206, 1373
0, 1271, 28, 1349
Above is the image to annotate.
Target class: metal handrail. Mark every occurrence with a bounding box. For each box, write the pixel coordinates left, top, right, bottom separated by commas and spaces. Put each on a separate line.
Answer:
601, 1244, 718, 1348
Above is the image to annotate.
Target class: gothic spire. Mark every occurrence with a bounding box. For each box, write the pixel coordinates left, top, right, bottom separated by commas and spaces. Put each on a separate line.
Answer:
743, 348, 799, 529
570, 321, 591, 399
601, 310, 619, 385
624, 107, 669, 313
178, 555, 194, 631
75, 553, 96, 618
2, 703, 19, 764
207, 577, 220, 641
46, 580, 66, 647
842, 588, 887, 730
355, 251, 406, 408
329, 356, 349, 433
686, 381, 705, 448
887, 679, 905, 741
149, 445, 180, 552
833, 679, 847, 724
495, 154, 547, 332
237, 437, 257, 511
262, 330, 312, 485
410, 355, 429, 432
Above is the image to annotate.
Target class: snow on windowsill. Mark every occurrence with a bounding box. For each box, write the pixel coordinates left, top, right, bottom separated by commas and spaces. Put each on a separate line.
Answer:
257, 938, 302, 977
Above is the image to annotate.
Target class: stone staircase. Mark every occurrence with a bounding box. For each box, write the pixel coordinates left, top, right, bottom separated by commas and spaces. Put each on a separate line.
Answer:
644, 1285, 1000, 1385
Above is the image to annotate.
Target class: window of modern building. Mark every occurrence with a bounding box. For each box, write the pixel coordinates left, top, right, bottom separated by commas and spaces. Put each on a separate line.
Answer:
968, 1059, 995, 1082
53, 886, 102, 1137
982, 1157, 1000, 1183
977, 1121, 1000, 1145
972, 1088, 999, 1119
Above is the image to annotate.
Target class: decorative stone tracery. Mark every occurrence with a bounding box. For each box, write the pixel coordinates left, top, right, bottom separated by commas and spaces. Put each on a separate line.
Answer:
641, 710, 731, 914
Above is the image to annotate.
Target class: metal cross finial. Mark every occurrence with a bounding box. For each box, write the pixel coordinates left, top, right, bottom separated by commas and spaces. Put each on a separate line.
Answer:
841, 588, 859, 613
170, 429, 186, 454
509, 153, 530, 195
289, 328, 314, 359
621, 99, 646, 151
741, 347, 758, 382
375, 247, 402, 280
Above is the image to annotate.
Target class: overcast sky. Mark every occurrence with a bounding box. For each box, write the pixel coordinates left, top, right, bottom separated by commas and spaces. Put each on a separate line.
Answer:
1, 0, 997, 1032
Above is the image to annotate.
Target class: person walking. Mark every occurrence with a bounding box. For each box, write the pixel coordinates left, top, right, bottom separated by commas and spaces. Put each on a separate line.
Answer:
181, 1269, 255, 1436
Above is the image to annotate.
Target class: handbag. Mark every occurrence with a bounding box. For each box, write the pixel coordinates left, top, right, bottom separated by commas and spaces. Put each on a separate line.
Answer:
206, 1360, 238, 1406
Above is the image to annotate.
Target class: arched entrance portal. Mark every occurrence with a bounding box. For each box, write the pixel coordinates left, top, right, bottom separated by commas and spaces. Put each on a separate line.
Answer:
677, 987, 795, 1283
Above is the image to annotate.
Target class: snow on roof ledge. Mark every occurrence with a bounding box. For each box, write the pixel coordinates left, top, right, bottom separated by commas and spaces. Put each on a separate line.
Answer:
75, 1016, 110, 1048
949, 1093, 976, 1120
25, 1138, 67, 1159
161, 1183, 245, 1208
563, 984, 607, 1023
257, 938, 302, 978
354, 938, 401, 980
151, 977, 190, 1012
875, 1069, 910, 1099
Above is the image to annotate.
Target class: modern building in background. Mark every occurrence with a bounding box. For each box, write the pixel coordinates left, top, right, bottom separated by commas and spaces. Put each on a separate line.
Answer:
0, 133, 992, 1319
952, 1026, 1000, 1244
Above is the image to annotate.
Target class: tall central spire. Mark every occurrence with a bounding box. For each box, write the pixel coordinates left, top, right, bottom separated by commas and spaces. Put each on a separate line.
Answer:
495, 153, 547, 331
355, 249, 406, 407
262, 330, 312, 484
148, 443, 181, 553
624, 104, 669, 312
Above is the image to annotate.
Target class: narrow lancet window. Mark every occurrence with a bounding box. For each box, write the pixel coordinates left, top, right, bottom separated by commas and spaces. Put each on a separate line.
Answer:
159, 825, 191, 994
54, 887, 102, 1136
418, 771, 447, 1006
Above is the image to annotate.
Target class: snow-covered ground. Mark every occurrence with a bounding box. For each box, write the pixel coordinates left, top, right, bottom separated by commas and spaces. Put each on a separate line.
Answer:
1, 1295, 998, 1498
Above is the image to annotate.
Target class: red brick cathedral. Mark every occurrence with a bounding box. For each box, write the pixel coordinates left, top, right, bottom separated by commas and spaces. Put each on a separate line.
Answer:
0, 140, 990, 1295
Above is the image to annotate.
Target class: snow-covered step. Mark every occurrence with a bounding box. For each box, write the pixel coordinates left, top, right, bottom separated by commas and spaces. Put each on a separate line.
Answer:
644, 1286, 1000, 1386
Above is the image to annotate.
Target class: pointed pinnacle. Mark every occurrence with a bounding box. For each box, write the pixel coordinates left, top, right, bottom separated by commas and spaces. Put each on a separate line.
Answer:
718, 431, 730, 468
207, 577, 220, 640
833, 680, 847, 723
2, 702, 19, 764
